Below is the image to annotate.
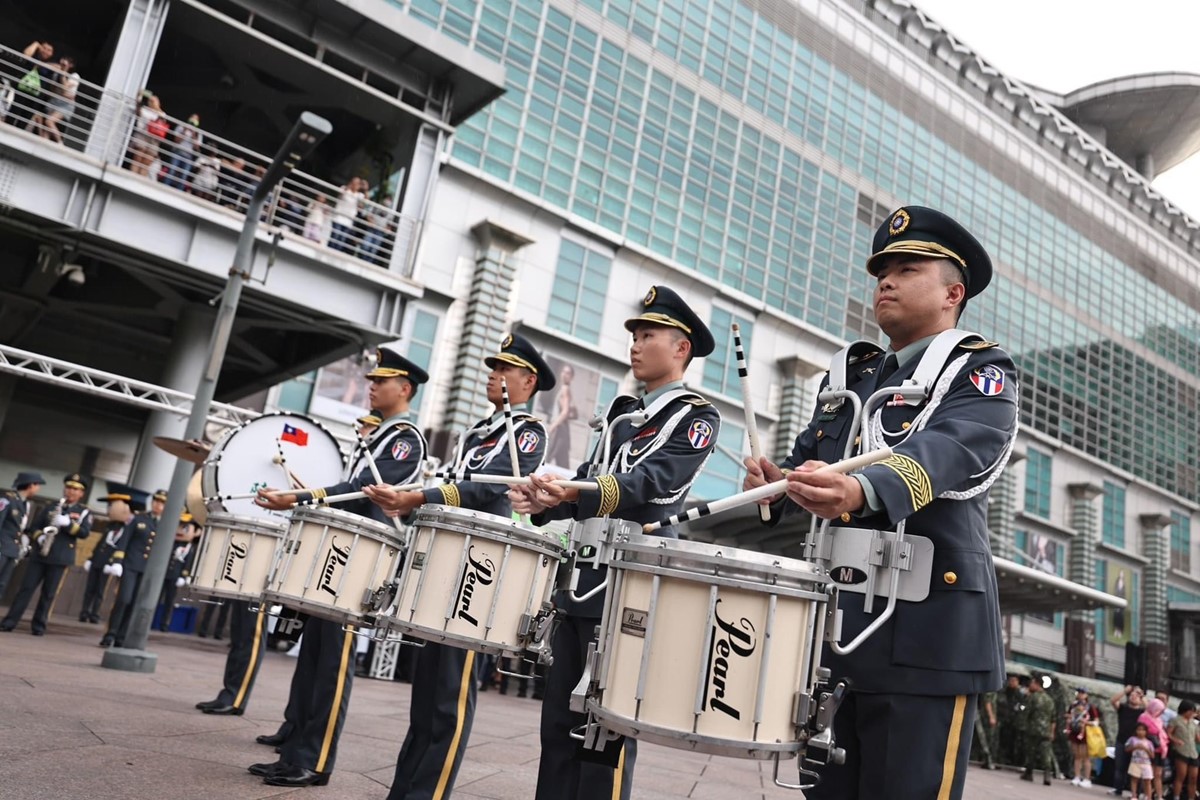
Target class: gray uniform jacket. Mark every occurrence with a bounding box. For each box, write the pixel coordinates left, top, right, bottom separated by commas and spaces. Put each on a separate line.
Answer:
770, 339, 1017, 696
423, 411, 547, 517
535, 388, 721, 617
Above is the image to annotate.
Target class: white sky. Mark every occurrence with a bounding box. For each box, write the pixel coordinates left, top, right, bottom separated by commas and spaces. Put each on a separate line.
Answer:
910, 0, 1200, 217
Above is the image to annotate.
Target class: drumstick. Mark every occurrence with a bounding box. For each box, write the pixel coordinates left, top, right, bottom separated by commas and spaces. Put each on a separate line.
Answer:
206, 490, 288, 502
272, 445, 308, 490
501, 378, 528, 522
294, 482, 424, 507
430, 470, 598, 492
733, 323, 770, 523
356, 430, 409, 534
642, 447, 893, 533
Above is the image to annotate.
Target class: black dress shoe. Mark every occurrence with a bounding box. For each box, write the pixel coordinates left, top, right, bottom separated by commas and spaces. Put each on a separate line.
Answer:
99, 635, 115, 648
202, 704, 244, 716
255, 732, 287, 747
248, 760, 289, 778
263, 764, 329, 787
195, 700, 222, 711
0, 623, 15, 632
31, 629, 44, 636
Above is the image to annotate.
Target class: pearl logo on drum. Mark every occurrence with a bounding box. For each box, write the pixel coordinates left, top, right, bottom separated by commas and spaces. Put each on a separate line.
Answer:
318, 537, 352, 596
455, 546, 496, 627
704, 599, 758, 720
221, 540, 248, 584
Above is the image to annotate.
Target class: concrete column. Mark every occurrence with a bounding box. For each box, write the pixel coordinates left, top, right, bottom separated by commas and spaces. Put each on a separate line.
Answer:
85, 0, 171, 164
1135, 153, 1156, 182
127, 303, 215, 493
1065, 482, 1103, 677
772, 356, 822, 459
440, 221, 533, 439
1141, 513, 1173, 689
393, 122, 447, 277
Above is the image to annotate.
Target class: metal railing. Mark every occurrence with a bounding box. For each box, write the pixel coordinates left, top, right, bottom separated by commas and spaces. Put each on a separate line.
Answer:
0, 42, 420, 276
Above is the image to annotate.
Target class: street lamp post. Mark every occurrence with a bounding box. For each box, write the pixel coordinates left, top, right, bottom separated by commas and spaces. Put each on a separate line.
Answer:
102, 112, 332, 673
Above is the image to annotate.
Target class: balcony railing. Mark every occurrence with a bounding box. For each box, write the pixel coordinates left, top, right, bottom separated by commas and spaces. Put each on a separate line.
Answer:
0, 42, 420, 276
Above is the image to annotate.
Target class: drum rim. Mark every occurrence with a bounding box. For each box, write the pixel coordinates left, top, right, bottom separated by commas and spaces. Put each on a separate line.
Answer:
610, 533, 826, 582
381, 618, 539, 658
413, 504, 564, 554
609, 558, 830, 599
260, 590, 380, 627
585, 701, 803, 758
289, 504, 406, 543
203, 512, 289, 533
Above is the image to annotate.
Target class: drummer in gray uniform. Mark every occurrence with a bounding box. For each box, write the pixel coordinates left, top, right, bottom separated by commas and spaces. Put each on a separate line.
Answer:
252, 348, 429, 787
742, 206, 1018, 800
1, 473, 93, 635
364, 332, 551, 800
510, 286, 721, 800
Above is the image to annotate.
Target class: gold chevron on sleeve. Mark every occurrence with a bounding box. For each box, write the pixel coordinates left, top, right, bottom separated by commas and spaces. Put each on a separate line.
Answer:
441, 484, 461, 508
596, 475, 620, 517
879, 453, 933, 510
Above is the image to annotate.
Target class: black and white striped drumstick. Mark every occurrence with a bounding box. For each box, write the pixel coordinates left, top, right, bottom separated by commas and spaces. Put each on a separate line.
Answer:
733, 323, 770, 523
501, 378, 531, 522
642, 447, 893, 533
293, 482, 424, 507
356, 430, 408, 534
430, 470, 598, 492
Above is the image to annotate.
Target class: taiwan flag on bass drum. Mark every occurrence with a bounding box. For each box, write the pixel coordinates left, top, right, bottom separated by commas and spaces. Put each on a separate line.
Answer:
281, 424, 309, 446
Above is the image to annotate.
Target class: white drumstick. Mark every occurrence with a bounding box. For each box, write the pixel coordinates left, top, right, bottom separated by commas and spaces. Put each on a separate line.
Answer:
501, 377, 532, 524
733, 323, 770, 523
642, 447, 893, 533
356, 430, 409, 533
295, 482, 424, 507
207, 490, 287, 502
431, 470, 598, 492
273, 445, 307, 490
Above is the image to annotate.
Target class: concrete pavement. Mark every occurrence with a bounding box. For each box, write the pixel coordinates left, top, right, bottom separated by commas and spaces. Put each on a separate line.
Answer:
0, 614, 1119, 799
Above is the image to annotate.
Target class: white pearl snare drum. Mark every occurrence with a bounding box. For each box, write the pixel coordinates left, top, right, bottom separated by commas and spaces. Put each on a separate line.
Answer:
384, 505, 564, 657
186, 513, 287, 603
263, 505, 405, 626
585, 534, 831, 759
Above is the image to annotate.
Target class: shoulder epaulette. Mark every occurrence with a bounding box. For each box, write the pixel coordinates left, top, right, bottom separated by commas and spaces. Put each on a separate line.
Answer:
959, 340, 999, 351
515, 412, 543, 423
680, 396, 712, 407
848, 349, 883, 365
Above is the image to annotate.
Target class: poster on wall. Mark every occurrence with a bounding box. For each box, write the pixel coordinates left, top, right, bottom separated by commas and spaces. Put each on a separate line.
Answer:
1028, 533, 1060, 622
534, 353, 614, 474
1107, 567, 1133, 646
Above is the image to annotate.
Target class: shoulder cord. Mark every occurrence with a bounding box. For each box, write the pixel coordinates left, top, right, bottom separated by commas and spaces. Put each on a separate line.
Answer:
611, 403, 721, 506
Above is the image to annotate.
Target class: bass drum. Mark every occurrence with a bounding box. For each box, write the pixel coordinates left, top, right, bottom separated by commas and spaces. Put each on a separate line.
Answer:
186, 471, 207, 526
202, 412, 345, 521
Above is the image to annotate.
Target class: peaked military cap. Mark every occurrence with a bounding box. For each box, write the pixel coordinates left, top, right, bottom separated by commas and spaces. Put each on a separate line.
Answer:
624, 285, 715, 358
14, 471, 45, 489
64, 473, 87, 491
179, 512, 196, 525
866, 206, 993, 298
357, 408, 383, 427
484, 333, 556, 392
366, 347, 430, 386
152, 488, 169, 503
103, 482, 149, 512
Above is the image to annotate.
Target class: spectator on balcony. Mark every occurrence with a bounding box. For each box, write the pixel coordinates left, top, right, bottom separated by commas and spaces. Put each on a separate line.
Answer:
5, 40, 55, 132
128, 91, 168, 177
192, 143, 221, 203
359, 195, 391, 267
163, 113, 202, 191
304, 195, 332, 245
218, 156, 250, 211
329, 177, 365, 254
35, 56, 79, 145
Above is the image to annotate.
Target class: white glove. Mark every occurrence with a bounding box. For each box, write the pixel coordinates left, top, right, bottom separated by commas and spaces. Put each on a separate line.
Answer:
83, 560, 91, 572
175, 577, 185, 588
110, 563, 124, 578
19, 534, 30, 551
102, 563, 113, 575
52, 514, 70, 527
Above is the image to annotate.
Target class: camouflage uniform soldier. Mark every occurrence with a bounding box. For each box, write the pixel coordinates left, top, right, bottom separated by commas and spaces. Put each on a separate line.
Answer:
997, 675, 1023, 766
1022, 673, 1056, 786
973, 691, 998, 769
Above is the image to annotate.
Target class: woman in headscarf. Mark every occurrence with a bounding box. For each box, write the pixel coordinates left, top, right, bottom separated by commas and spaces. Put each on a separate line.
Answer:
1138, 697, 1169, 800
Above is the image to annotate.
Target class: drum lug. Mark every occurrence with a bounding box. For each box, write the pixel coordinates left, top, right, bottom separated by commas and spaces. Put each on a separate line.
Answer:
823, 590, 842, 643
569, 640, 600, 715
519, 607, 558, 667
801, 678, 849, 769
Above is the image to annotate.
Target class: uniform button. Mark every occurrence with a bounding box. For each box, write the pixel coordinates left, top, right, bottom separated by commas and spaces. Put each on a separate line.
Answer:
816, 430, 824, 440
840, 512, 851, 523
854, 436, 861, 447
901, 421, 911, 430
944, 571, 957, 585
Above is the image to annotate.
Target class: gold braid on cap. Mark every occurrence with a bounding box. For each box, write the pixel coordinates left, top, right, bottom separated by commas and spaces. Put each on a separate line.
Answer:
634, 312, 692, 334
879, 240, 966, 268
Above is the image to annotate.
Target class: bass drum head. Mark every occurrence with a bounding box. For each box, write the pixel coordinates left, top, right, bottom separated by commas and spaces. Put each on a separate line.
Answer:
203, 412, 345, 521
186, 470, 207, 526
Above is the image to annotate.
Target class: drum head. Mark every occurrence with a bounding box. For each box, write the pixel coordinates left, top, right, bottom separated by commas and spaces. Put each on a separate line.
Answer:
186, 471, 207, 526
203, 412, 345, 520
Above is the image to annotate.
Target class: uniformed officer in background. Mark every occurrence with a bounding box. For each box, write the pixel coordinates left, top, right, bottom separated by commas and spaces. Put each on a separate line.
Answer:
973, 691, 999, 769
80, 486, 136, 624
1022, 673, 1056, 786
510, 288, 721, 800
1, 473, 92, 635
156, 512, 200, 632
253, 348, 430, 787
365, 332, 552, 800
743, 207, 1019, 800
0, 471, 44, 600
100, 487, 164, 648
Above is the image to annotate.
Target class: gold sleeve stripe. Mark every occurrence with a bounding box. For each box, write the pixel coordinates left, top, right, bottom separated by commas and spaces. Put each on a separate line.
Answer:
879, 454, 933, 511
596, 475, 620, 517
113, 551, 125, 560
312, 488, 328, 500
441, 484, 461, 508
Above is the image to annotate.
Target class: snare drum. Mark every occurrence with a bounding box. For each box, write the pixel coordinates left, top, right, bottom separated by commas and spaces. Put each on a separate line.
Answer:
185, 513, 287, 603
263, 506, 404, 626
587, 534, 831, 759
385, 505, 563, 657
203, 412, 345, 521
